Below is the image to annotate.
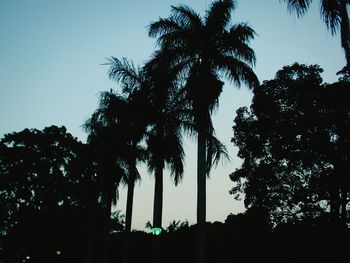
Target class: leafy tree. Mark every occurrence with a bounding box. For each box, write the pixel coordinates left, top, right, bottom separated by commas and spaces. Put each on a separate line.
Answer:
0, 126, 94, 235
230, 63, 350, 224
280, 0, 350, 71
322, 77, 350, 221
148, 1, 258, 261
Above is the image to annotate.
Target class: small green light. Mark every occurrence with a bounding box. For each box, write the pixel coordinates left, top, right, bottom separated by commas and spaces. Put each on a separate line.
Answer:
26, 256, 30, 260
56, 250, 61, 255
151, 227, 162, 236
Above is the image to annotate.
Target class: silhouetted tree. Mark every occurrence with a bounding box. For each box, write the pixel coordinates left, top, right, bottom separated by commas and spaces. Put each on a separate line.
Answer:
84, 89, 148, 263
107, 57, 187, 231
0, 126, 99, 263
148, 1, 258, 261
230, 63, 350, 225
104, 59, 151, 234
281, 0, 350, 71
321, 78, 350, 222
0, 126, 93, 234
143, 59, 189, 230
107, 57, 189, 263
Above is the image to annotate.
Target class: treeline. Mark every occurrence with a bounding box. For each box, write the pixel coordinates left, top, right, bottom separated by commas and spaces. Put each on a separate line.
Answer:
1, 0, 350, 262
1, 63, 349, 263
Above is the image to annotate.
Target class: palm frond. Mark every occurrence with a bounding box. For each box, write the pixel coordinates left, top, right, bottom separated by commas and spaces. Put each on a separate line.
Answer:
206, 133, 229, 176
157, 31, 186, 49
149, 47, 194, 75
148, 17, 183, 38
121, 166, 141, 185
223, 41, 256, 66
163, 85, 189, 113
111, 165, 126, 205
214, 54, 259, 89
171, 4, 203, 29
205, 0, 236, 32
105, 57, 143, 94
281, 0, 312, 17
165, 124, 185, 185
221, 23, 257, 66
226, 22, 257, 45
320, 0, 341, 35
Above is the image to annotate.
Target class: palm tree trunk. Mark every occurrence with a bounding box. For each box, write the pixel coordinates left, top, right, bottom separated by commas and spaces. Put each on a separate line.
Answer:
340, 0, 350, 68
101, 192, 113, 263
153, 163, 163, 228
196, 130, 206, 263
151, 162, 164, 263
197, 130, 207, 223
125, 177, 135, 232
122, 163, 136, 263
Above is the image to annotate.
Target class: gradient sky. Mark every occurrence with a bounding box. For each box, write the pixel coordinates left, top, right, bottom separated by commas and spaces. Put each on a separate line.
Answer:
0, 0, 344, 230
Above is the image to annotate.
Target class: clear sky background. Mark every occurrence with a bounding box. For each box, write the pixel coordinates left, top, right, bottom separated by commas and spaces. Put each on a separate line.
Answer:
0, 0, 344, 230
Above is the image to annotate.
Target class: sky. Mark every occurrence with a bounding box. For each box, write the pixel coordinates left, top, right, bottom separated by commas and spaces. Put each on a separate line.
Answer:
0, 0, 345, 230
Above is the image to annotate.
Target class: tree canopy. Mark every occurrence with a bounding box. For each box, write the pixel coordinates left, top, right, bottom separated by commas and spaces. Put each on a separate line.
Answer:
0, 126, 99, 234
230, 63, 350, 224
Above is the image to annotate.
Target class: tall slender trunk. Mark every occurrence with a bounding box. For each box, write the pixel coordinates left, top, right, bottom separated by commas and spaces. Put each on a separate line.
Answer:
101, 192, 113, 263
122, 161, 136, 263
153, 163, 164, 228
196, 130, 206, 263
125, 176, 135, 232
151, 162, 164, 263
197, 130, 207, 223
153, 122, 164, 228
340, 0, 350, 68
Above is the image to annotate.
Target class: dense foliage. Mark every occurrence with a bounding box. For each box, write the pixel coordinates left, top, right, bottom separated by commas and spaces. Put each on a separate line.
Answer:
0, 126, 96, 234
1, 1, 350, 263
230, 63, 350, 224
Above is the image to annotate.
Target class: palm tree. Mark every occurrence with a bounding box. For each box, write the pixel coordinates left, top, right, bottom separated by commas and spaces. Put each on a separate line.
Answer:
144, 59, 188, 230
107, 57, 189, 228
105, 59, 150, 232
144, 59, 189, 263
148, 1, 258, 262
83, 92, 130, 263
84, 90, 147, 263
280, 0, 350, 71
107, 57, 190, 263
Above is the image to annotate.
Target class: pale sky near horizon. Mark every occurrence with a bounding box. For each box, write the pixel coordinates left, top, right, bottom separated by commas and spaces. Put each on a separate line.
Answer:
0, 0, 344, 230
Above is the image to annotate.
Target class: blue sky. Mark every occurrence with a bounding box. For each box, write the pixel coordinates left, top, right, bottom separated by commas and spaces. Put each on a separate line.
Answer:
0, 0, 344, 230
